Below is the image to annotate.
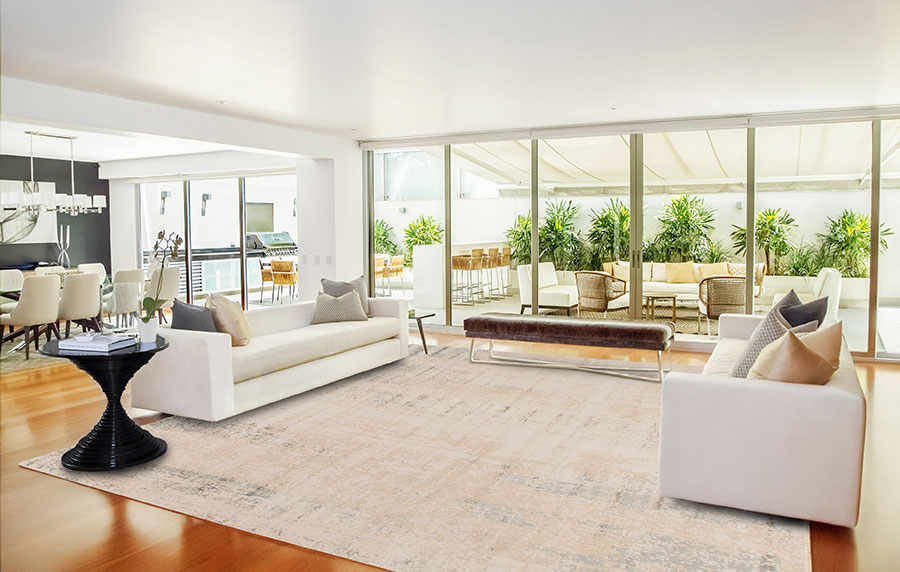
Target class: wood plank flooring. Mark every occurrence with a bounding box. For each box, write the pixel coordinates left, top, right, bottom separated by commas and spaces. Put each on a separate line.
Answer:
1, 332, 897, 571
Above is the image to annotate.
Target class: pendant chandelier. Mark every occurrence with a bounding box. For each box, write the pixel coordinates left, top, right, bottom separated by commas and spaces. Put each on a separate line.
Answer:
1, 130, 106, 215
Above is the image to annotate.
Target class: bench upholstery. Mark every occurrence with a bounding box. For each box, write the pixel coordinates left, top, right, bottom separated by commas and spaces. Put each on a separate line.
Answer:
464, 313, 674, 351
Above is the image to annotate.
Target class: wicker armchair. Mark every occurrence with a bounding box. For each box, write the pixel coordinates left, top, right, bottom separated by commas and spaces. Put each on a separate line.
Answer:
698, 275, 746, 335
574, 271, 628, 317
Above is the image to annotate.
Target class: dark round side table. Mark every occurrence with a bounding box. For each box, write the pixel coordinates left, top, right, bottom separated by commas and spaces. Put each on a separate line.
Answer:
41, 336, 169, 471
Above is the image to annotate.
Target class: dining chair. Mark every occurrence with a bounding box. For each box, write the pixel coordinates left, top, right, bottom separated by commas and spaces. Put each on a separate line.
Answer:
146, 267, 181, 322
34, 265, 67, 277
259, 259, 274, 303
0, 269, 25, 316
270, 260, 298, 303
374, 257, 388, 296
103, 269, 145, 326
58, 272, 102, 338
1, 274, 61, 359
77, 262, 109, 285
388, 255, 405, 291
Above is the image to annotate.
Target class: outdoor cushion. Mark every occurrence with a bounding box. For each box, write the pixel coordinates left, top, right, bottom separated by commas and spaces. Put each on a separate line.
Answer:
642, 281, 699, 295
231, 317, 400, 383
699, 262, 729, 279
666, 262, 696, 283
535, 285, 579, 307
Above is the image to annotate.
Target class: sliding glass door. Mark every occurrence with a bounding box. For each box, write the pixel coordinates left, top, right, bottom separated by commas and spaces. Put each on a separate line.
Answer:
187, 178, 241, 306
877, 119, 900, 357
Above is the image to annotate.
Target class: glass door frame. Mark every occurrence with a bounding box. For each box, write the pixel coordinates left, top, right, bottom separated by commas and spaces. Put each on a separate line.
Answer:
361, 113, 896, 359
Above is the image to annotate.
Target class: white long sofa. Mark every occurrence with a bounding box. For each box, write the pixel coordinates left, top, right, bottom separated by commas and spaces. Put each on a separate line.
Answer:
131, 298, 409, 421
658, 313, 865, 527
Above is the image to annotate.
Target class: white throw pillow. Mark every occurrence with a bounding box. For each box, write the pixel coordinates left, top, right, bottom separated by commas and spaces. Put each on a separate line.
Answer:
612, 261, 629, 282
651, 262, 667, 282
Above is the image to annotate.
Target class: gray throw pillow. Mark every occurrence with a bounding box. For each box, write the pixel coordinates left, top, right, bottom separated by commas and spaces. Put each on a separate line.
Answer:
728, 290, 807, 378
171, 299, 217, 332
321, 275, 369, 316
311, 290, 368, 324
779, 296, 828, 329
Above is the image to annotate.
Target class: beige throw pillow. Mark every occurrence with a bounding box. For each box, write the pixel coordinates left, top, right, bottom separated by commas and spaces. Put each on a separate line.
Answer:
699, 262, 729, 279
205, 293, 251, 346
665, 262, 695, 283
748, 321, 842, 385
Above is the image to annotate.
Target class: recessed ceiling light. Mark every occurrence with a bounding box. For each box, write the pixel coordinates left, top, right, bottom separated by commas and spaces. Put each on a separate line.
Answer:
216, 100, 228, 105
609, 107, 617, 111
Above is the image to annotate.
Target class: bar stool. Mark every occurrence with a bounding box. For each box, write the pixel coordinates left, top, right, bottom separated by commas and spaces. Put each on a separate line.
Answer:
451, 255, 474, 305
470, 249, 486, 303
486, 247, 502, 300
500, 247, 512, 296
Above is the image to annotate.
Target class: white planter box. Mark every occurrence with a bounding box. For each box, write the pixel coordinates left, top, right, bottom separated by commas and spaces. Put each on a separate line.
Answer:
762, 274, 870, 307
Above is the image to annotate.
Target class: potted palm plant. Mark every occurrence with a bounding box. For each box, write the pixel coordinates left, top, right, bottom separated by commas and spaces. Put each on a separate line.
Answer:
139, 231, 182, 343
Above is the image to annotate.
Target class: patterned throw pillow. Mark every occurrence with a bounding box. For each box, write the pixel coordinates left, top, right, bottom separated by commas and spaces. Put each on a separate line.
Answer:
321, 275, 370, 316
311, 291, 368, 324
728, 289, 805, 378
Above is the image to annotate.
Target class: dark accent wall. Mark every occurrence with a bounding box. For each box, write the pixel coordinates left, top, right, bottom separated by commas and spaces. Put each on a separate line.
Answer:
0, 155, 111, 270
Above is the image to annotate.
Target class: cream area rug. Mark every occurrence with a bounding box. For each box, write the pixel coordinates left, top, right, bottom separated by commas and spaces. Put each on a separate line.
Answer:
23, 346, 809, 571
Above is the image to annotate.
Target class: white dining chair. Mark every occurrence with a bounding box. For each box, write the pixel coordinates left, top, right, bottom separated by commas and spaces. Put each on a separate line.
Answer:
34, 266, 67, 276
104, 269, 146, 327
0, 269, 25, 315
1, 274, 61, 359
58, 272, 102, 338
77, 262, 109, 284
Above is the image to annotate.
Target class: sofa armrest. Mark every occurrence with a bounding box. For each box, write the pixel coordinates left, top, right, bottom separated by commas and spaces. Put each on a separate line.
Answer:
717, 313, 764, 340
130, 329, 236, 421
367, 297, 409, 349
659, 372, 865, 526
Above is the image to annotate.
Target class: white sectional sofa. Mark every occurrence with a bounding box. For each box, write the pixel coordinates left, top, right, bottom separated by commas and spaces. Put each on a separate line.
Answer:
658, 313, 865, 527
131, 298, 409, 421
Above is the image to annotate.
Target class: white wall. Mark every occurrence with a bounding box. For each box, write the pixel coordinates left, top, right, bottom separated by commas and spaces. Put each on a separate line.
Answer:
108, 180, 139, 273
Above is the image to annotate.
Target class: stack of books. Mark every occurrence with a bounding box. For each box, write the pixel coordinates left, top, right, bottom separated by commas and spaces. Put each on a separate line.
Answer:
58, 333, 137, 353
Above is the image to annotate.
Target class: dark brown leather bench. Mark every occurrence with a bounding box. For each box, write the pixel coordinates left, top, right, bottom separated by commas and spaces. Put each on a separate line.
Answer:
463, 312, 674, 382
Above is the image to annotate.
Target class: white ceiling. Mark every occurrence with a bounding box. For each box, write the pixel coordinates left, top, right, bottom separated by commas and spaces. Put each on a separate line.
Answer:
0, 120, 241, 162
1, 0, 899, 141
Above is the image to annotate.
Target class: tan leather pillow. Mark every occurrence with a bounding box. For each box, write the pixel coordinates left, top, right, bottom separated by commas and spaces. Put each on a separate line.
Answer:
699, 262, 729, 279
205, 293, 251, 346
748, 321, 842, 384
665, 262, 695, 283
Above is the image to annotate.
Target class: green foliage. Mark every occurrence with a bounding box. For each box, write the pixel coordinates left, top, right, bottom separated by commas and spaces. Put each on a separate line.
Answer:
703, 240, 730, 263
649, 195, 716, 262
816, 210, 892, 278
784, 243, 827, 277
731, 208, 796, 274
374, 218, 398, 256
402, 215, 444, 266
538, 200, 586, 271
586, 199, 630, 269
504, 213, 532, 266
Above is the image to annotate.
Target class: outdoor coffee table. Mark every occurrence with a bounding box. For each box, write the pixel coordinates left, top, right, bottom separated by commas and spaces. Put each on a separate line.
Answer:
40, 336, 169, 471
643, 293, 677, 323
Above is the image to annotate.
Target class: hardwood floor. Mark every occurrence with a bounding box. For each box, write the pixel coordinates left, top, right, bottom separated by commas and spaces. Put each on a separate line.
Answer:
1, 332, 897, 571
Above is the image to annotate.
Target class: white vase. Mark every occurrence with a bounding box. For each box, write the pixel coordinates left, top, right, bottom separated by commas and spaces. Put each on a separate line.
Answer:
137, 317, 158, 344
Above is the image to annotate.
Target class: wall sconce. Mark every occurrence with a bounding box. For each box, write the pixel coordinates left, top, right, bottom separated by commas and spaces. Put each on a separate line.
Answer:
292, 197, 297, 217
160, 190, 171, 215
201, 193, 212, 216
398, 207, 407, 214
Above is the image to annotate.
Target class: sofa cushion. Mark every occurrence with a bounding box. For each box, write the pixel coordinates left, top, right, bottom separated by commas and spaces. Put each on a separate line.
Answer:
206, 293, 251, 346
779, 296, 828, 329
702, 338, 747, 376
729, 293, 814, 378
651, 262, 667, 282
321, 275, 370, 316
666, 262, 696, 284
231, 317, 400, 383
748, 322, 842, 385
642, 281, 698, 295
311, 291, 368, 324
612, 261, 629, 281
536, 284, 578, 307
171, 299, 217, 332
699, 262, 729, 279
